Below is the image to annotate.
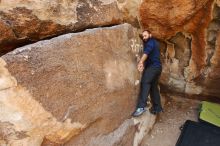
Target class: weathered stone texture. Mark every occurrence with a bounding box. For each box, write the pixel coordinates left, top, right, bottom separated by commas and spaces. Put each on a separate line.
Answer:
2, 24, 157, 146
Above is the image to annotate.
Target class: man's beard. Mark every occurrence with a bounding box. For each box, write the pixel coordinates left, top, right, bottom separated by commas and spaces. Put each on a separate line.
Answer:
143, 38, 148, 42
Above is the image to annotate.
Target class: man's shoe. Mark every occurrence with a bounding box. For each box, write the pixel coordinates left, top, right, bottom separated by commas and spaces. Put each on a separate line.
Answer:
150, 108, 163, 115
132, 108, 146, 117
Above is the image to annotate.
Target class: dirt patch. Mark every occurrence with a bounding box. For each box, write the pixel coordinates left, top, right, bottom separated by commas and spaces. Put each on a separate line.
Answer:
141, 96, 200, 146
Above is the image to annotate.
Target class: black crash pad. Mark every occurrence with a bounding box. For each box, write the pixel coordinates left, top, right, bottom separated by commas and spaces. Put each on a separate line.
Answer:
176, 120, 220, 146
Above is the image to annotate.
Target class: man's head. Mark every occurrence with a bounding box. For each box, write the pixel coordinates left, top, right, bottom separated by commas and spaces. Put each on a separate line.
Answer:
142, 30, 152, 41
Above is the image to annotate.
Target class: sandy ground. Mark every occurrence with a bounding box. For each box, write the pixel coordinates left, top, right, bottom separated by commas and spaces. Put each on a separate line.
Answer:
141, 96, 201, 146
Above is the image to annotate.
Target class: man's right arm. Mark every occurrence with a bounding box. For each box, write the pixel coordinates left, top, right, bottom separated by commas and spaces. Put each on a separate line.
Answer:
137, 54, 148, 72
137, 40, 154, 72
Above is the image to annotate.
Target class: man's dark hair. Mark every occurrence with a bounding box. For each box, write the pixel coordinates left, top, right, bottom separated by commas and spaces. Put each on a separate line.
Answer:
142, 29, 151, 34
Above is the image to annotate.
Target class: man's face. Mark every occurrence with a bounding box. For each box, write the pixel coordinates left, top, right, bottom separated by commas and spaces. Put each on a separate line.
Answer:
142, 31, 150, 41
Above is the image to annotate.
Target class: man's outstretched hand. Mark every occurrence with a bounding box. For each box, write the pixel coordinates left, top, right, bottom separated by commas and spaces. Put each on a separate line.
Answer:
137, 61, 144, 72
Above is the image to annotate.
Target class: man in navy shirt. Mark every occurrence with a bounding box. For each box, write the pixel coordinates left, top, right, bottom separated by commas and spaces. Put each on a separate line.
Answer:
132, 30, 163, 117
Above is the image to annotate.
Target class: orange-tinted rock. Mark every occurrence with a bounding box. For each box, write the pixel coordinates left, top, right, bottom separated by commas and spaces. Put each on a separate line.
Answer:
140, 0, 220, 99
139, 0, 210, 38
140, 0, 213, 78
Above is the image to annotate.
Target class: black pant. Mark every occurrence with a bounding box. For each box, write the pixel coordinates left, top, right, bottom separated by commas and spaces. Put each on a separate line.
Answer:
137, 66, 162, 111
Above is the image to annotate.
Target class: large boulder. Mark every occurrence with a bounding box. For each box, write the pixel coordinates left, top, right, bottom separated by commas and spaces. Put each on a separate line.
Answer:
2, 23, 156, 146
0, 0, 143, 55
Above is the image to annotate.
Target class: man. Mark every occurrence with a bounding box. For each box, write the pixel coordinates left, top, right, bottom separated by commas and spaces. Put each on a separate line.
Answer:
132, 30, 163, 117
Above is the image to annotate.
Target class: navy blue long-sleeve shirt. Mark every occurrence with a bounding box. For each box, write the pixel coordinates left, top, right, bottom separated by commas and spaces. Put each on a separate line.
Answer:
143, 38, 161, 68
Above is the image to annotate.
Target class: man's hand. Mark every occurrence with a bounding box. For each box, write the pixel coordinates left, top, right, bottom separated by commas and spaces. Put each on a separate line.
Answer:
137, 61, 144, 72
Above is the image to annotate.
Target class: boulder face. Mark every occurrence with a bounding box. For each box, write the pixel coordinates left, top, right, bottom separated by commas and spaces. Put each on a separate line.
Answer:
0, 0, 123, 55
2, 24, 156, 146
3, 23, 140, 122
0, 0, 143, 55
